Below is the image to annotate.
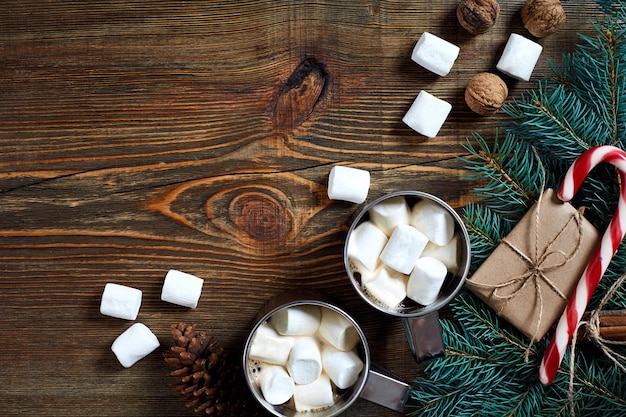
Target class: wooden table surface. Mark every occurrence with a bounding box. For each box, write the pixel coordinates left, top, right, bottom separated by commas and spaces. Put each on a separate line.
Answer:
0, 1, 605, 416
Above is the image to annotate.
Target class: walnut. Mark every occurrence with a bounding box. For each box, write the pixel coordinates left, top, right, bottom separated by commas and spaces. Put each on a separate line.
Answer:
521, 0, 566, 38
464, 72, 508, 116
456, 0, 500, 35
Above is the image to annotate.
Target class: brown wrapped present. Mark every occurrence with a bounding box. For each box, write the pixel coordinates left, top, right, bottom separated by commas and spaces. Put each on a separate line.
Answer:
466, 188, 600, 342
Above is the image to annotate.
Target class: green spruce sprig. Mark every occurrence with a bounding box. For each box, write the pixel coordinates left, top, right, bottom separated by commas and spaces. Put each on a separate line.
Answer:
409, 1, 626, 415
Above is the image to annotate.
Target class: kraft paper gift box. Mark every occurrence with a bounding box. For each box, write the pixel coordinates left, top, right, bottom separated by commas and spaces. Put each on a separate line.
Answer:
466, 188, 600, 341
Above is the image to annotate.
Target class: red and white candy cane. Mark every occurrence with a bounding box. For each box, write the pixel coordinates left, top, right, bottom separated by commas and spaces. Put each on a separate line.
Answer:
539, 145, 626, 385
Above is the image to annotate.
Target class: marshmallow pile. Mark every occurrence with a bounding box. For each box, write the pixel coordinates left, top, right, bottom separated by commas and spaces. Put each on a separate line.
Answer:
404, 29, 543, 137
347, 196, 460, 308
248, 305, 364, 412
100, 269, 205, 368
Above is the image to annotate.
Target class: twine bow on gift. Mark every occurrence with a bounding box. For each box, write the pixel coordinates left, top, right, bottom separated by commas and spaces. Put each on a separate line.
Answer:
472, 191, 586, 360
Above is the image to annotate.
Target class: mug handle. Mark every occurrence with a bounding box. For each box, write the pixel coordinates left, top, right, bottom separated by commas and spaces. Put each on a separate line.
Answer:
402, 311, 445, 362
359, 364, 414, 412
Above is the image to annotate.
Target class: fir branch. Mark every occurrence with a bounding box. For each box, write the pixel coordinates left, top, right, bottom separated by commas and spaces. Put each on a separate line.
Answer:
503, 83, 598, 161
460, 131, 543, 218
552, 16, 626, 149
462, 202, 509, 270
407, 290, 547, 417
411, 2, 626, 416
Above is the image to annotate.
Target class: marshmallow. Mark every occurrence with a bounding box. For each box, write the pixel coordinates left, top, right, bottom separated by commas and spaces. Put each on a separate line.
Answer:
293, 373, 335, 412
496, 33, 543, 81
327, 165, 370, 204
351, 259, 380, 284
272, 305, 321, 336
364, 266, 407, 308
421, 234, 460, 275
411, 32, 460, 76
410, 199, 455, 246
321, 345, 364, 390
402, 90, 452, 138
286, 336, 323, 385
380, 224, 428, 274
161, 269, 204, 308
100, 283, 142, 320
318, 307, 360, 351
407, 257, 447, 306
347, 221, 388, 272
259, 365, 295, 406
111, 323, 160, 368
368, 195, 410, 236
248, 322, 295, 365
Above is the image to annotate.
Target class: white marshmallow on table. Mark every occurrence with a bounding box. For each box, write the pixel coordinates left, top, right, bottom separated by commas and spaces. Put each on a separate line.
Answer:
347, 221, 388, 272
421, 235, 460, 275
327, 165, 370, 204
411, 32, 460, 76
248, 322, 295, 365
410, 199, 455, 246
496, 33, 543, 81
111, 323, 160, 368
259, 365, 295, 406
272, 305, 321, 336
161, 269, 204, 308
364, 266, 408, 308
380, 224, 429, 274
286, 336, 323, 385
407, 257, 448, 306
322, 345, 364, 390
402, 90, 452, 138
293, 373, 335, 412
100, 283, 142, 320
318, 307, 360, 351
368, 195, 410, 236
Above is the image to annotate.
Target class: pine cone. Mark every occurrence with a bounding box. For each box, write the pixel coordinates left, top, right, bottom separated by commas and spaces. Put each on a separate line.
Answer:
164, 322, 263, 417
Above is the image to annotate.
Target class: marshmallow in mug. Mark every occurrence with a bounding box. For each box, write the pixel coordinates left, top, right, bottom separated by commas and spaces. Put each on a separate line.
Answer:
402, 90, 452, 138
496, 33, 543, 81
287, 336, 323, 385
248, 323, 295, 365
259, 365, 295, 406
363, 266, 407, 308
318, 307, 361, 351
100, 283, 142, 320
368, 195, 410, 236
407, 257, 448, 306
346, 221, 388, 272
327, 165, 370, 204
322, 345, 364, 390
421, 235, 460, 275
111, 323, 160, 368
410, 199, 455, 246
411, 32, 460, 77
272, 304, 322, 336
161, 269, 204, 308
379, 224, 429, 275
293, 373, 335, 412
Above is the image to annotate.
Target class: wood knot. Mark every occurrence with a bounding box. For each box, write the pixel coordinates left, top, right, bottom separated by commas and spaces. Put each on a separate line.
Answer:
229, 192, 291, 244
273, 57, 329, 134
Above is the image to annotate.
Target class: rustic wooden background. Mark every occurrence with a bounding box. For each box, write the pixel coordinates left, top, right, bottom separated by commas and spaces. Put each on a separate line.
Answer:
0, 1, 604, 416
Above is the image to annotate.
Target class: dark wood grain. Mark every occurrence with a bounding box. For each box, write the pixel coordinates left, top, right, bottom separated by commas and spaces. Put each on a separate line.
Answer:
0, 1, 604, 416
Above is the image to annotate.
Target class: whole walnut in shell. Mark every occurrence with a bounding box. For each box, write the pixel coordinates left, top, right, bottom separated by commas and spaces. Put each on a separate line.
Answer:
521, 0, 566, 38
465, 72, 508, 116
457, 0, 500, 35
